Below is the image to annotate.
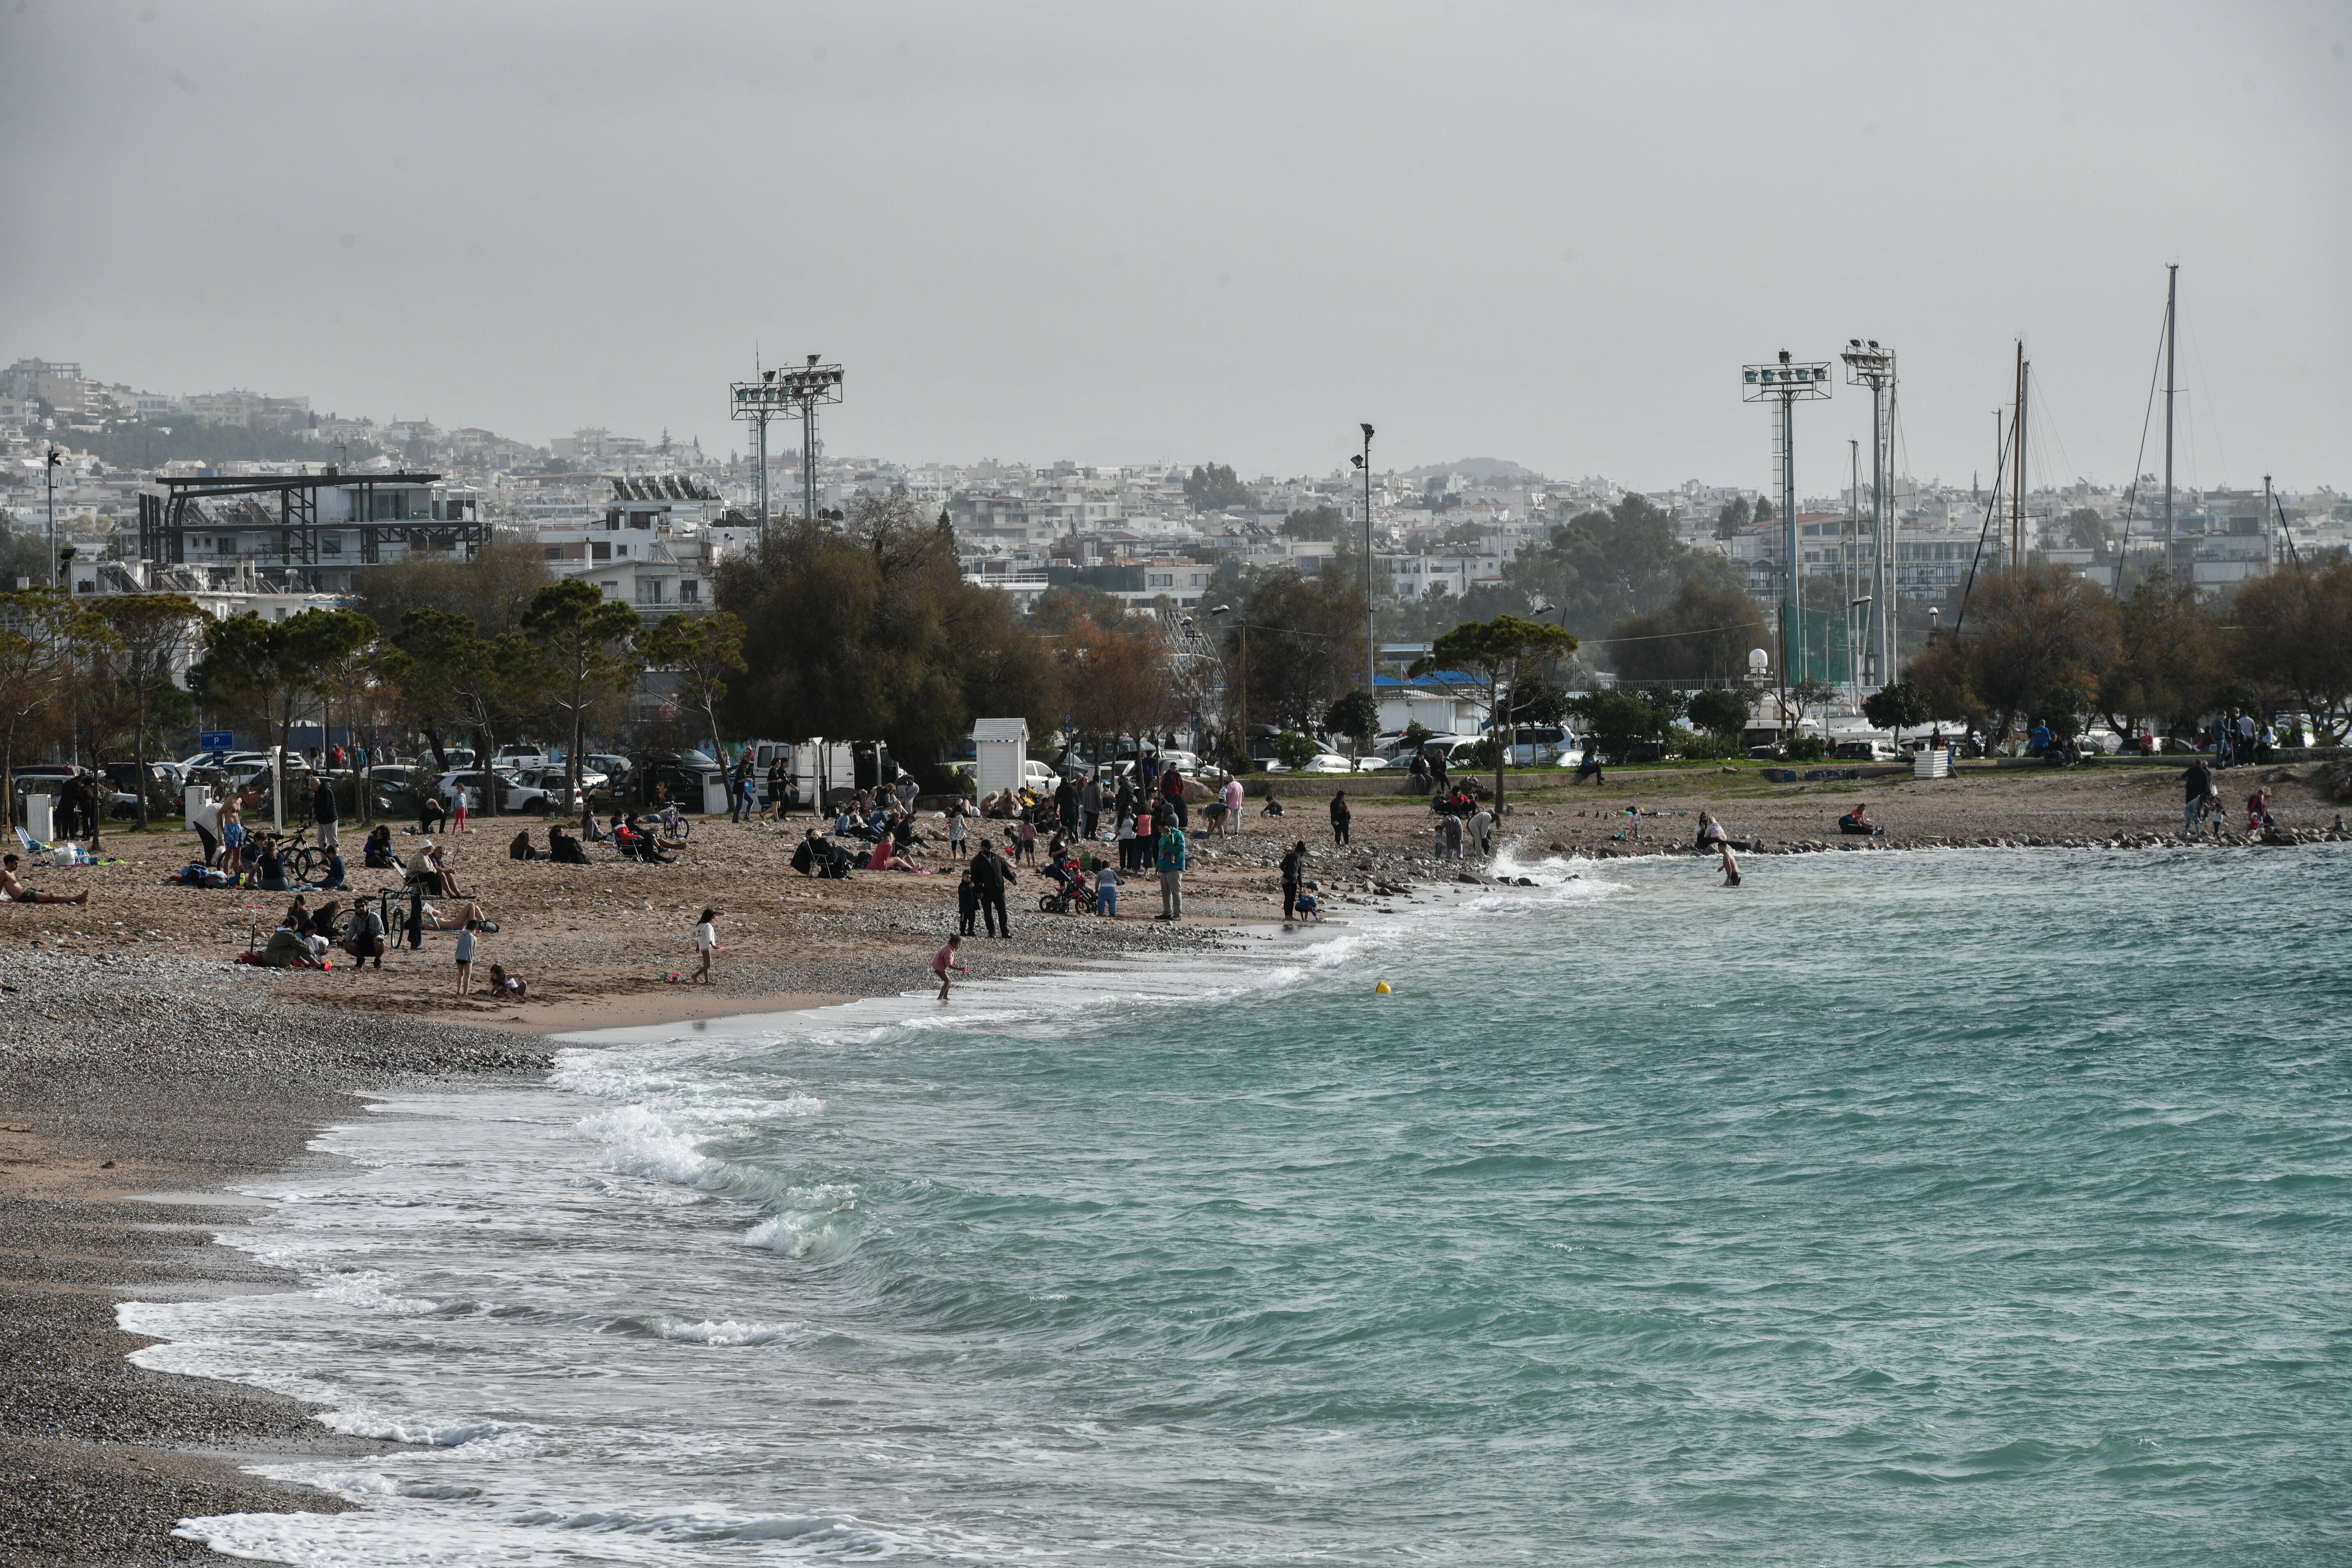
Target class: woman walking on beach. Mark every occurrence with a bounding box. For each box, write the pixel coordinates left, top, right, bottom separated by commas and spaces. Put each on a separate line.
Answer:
693, 907, 720, 984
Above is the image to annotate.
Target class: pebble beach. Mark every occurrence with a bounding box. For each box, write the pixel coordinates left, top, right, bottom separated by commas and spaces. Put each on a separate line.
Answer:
3, 755, 2345, 1563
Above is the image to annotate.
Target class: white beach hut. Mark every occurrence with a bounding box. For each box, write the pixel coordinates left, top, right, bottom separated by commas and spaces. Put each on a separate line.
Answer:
972, 718, 1030, 800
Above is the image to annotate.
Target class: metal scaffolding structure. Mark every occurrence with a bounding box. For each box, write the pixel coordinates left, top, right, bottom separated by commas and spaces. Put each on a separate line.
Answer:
135, 470, 472, 589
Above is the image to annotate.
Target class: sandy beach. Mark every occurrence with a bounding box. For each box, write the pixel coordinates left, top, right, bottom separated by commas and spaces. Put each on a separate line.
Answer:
3, 755, 2345, 1563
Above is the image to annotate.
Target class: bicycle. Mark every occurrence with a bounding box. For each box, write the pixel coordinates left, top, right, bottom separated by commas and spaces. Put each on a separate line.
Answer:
272, 825, 325, 885
648, 803, 693, 841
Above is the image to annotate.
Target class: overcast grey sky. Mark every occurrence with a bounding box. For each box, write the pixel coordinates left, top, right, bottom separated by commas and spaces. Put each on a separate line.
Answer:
5, 1, 2347, 497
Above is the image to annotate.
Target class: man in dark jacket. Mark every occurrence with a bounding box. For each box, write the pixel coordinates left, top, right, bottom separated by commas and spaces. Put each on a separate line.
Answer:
2184, 758, 2214, 836
312, 773, 339, 855
1280, 840, 1307, 923
969, 843, 1014, 937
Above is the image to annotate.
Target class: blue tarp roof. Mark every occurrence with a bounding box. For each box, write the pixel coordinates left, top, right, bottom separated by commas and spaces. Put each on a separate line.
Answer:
1375, 671, 1480, 689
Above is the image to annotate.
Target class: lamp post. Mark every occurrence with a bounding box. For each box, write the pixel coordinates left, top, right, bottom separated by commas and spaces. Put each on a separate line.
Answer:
1742, 350, 1830, 727
46, 444, 63, 587
729, 367, 783, 543
1210, 604, 1247, 772
1352, 423, 1374, 694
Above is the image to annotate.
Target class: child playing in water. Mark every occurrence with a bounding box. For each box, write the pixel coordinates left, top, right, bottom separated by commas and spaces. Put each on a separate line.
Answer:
933, 934, 968, 1000
1718, 842, 1742, 888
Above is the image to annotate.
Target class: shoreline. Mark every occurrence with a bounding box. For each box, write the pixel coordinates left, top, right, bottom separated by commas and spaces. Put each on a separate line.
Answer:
0, 959, 555, 1568
7, 767, 2346, 1558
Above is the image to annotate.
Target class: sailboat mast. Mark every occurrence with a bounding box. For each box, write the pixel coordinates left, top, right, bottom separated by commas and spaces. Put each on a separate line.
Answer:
2162, 264, 2177, 558
2011, 343, 2027, 569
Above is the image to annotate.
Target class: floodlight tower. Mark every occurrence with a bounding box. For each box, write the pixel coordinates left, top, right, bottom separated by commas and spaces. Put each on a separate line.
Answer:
780, 355, 844, 522
729, 366, 788, 541
1741, 350, 1831, 715
1840, 339, 1896, 690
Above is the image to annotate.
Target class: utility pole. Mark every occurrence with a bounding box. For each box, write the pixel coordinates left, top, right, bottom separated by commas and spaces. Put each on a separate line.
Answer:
1211, 604, 1248, 768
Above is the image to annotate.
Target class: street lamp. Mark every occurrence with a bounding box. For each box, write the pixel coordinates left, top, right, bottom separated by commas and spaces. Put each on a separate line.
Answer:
1352, 422, 1374, 694
45, 444, 63, 587
1210, 603, 1249, 771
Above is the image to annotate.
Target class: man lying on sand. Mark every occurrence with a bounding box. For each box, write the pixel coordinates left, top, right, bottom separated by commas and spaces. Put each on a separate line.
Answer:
0, 854, 89, 905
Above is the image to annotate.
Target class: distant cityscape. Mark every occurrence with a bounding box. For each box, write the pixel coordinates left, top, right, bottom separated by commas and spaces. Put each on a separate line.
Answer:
6, 353, 2347, 650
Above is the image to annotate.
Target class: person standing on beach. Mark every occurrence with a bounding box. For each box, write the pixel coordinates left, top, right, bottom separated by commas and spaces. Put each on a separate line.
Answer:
970, 843, 1012, 937
1280, 840, 1306, 922
1095, 856, 1118, 917
693, 907, 720, 984
453, 919, 480, 995
957, 871, 979, 935
2184, 757, 2213, 836
1330, 790, 1351, 846
311, 771, 339, 857
1156, 815, 1188, 921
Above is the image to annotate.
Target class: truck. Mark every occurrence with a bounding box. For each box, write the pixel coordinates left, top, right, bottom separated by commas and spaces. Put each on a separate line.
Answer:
742, 738, 898, 811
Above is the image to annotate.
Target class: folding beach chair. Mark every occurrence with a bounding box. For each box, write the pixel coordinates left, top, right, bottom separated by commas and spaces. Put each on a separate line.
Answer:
14, 826, 54, 868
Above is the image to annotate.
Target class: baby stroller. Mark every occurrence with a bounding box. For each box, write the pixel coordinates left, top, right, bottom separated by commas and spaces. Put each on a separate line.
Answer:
1038, 863, 1098, 915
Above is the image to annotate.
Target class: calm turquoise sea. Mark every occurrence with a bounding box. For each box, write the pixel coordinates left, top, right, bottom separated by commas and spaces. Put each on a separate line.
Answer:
127, 844, 2352, 1565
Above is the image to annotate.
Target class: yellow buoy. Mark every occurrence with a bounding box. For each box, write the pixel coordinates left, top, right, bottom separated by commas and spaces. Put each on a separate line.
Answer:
1374, 980, 1392, 994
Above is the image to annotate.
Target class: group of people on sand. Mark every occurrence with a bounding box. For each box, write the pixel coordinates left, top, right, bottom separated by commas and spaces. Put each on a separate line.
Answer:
2182, 756, 2281, 837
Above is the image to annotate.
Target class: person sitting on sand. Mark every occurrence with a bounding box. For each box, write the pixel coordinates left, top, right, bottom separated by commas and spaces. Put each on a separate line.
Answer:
548, 824, 590, 865
362, 824, 397, 869
1839, 803, 1882, 837
418, 900, 494, 933
1694, 811, 1728, 851
0, 854, 89, 905
487, 961, 526, 998
865, 839, 921, 873
259, 924, 325, 969
408, 839, 467, 895
509, 829, 539, 861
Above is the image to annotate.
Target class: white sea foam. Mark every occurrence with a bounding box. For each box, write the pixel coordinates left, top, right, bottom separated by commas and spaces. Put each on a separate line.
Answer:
608, 1315, 803, 1347
573, 1102, 720, 1185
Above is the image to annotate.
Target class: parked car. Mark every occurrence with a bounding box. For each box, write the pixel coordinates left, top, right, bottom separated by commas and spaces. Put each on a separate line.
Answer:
627, 750, 727, 810
1830, 740, 1901, 762
510, 765, 608, 804
1296, 752, 1381, 774
493, 744, 554, 768
437, 768, 558, 814
100, 760, 183, 815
